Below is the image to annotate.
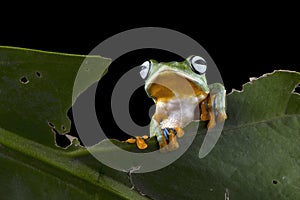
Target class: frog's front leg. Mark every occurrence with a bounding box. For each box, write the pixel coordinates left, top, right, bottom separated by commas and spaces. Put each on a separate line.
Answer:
150, 118, 167, 151
150, 117, 183, 152
125, 116, 177, 151
150, 117, 173, 152
126, 135, 149, 149
201, 83, 227, 129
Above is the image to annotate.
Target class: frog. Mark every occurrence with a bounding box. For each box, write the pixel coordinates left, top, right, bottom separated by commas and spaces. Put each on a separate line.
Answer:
126, 55, 227, 152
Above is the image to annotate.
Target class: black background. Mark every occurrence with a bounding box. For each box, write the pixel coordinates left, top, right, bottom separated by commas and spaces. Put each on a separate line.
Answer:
1, 15, 299, 143
1, 20, 299, 91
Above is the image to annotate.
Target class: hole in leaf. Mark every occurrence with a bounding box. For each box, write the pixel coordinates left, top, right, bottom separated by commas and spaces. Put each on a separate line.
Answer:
295, 84, 300, 94
20, 76, 29, 84
64, 108, 84, 146
52, 128, 71, 148
272, 180, 278, 185
47, 122, 55, 128
61, 125, 66, 131
35, 71, 42, 78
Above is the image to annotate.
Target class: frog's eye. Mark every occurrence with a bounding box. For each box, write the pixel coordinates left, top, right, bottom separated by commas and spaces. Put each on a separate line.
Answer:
190, 56, 207, 74
140, 61, 151, 79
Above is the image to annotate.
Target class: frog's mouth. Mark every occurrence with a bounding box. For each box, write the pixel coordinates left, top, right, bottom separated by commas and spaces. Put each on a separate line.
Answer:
146, 70, 208, 102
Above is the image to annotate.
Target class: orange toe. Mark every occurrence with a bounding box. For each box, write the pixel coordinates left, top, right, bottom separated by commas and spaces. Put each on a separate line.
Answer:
168, 132, 179, 151
142, 135, 149, 140
175, 127, 184, 138
126, 138, 136, 143
136, 137, 148, 150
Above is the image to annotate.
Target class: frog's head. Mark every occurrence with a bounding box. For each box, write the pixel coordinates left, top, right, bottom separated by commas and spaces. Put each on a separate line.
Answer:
139, 56, 209, 101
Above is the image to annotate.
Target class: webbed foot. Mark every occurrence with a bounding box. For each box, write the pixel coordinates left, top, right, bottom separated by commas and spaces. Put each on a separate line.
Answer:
126, 135, 149, 150
157, 128, 180, 152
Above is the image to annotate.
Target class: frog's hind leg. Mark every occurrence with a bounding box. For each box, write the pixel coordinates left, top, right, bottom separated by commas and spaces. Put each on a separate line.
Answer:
203, 83, 227, 129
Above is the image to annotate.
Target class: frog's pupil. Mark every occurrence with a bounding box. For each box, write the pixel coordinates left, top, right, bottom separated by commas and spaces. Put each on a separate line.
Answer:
141, 66, 147, 70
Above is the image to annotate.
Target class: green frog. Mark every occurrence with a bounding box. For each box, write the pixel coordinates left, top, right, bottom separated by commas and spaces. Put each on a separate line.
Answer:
127, 56, 227, 152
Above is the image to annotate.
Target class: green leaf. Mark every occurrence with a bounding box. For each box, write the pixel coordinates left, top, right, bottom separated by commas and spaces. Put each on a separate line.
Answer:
0, 46, 111, 147
0, 46, 148, 200
1, 45, 299, 199
88, 70, 300, 199
124, 70, 300, 199
0, 128, 144, 200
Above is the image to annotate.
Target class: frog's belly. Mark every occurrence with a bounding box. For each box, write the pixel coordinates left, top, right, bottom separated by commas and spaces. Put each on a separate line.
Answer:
156, 96, 201, 128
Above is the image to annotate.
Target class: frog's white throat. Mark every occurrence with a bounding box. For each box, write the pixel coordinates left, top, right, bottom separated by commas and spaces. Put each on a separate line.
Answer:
156, 96, 201, 129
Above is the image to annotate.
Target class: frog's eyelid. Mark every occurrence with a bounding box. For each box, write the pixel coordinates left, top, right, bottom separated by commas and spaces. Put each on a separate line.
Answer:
190, 56, 207, 74
140, 61, 151, 79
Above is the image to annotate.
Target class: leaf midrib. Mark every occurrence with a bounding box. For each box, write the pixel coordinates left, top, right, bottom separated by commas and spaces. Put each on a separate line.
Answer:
0, 127, 148, 200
